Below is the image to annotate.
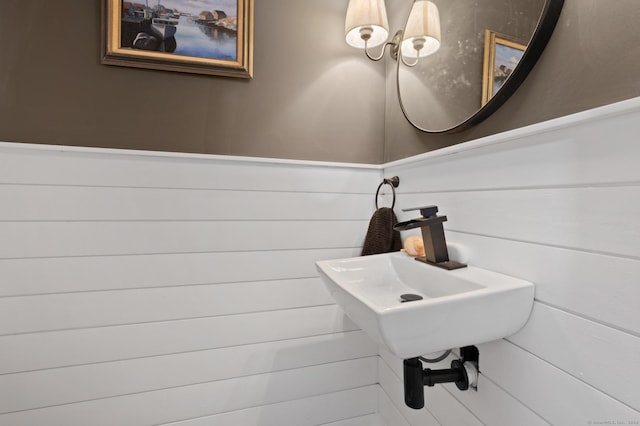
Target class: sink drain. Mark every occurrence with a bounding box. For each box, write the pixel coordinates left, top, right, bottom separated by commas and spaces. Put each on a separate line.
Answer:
400, 293, 423, 303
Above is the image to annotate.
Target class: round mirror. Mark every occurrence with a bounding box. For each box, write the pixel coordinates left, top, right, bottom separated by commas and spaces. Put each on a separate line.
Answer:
397, 0, 564, 133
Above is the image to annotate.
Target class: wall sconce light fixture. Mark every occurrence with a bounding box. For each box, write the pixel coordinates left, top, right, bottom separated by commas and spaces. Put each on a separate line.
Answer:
345, 0, 399, 61
401, 0, 441, 59
345, 0, 441, 64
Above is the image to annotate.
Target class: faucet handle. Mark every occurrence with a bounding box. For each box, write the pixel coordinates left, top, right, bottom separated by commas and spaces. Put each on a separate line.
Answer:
402, 205, 439, 218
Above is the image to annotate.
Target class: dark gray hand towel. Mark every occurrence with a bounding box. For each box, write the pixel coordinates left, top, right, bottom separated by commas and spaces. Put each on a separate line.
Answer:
361, 207, 402, 256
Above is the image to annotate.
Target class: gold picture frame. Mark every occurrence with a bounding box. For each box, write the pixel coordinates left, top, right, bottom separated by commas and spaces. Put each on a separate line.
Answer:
481, 30, 526, 105
102, 0, 253, 78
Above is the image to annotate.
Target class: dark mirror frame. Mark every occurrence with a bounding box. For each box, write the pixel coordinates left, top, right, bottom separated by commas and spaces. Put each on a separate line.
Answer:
397, 0, 565, 134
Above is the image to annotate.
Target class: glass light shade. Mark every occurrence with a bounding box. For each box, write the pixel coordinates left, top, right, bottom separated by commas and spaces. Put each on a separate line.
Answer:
401, 0, 441, 58
345, 0, 390, 48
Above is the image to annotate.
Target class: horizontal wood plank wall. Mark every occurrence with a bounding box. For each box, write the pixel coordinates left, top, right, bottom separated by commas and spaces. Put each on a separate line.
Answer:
382, 98, 640, 425
0, 145, 383, 426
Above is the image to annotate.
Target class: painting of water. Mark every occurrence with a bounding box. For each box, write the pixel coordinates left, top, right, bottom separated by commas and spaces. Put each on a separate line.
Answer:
103, 0, 253, 78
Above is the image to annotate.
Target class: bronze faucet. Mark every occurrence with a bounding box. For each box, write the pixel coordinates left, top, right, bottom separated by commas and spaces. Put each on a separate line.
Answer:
394, 206, 466, 270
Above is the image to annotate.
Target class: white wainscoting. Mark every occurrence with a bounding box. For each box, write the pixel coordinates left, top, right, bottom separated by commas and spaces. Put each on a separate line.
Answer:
4, 97, 640, 426
0, 144, 384, 426
381, 97, 640, 425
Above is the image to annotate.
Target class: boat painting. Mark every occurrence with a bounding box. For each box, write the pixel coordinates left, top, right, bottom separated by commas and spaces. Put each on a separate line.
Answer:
102, 0, 254, 78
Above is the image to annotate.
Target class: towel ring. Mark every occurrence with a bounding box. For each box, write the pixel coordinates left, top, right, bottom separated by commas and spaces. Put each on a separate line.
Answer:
375, 176, 400, 210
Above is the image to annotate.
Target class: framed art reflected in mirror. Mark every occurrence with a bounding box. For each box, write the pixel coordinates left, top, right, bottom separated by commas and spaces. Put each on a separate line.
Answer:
482, 30, 526, 106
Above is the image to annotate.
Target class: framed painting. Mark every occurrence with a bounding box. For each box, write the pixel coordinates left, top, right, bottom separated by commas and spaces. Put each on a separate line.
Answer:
481, 30, 526, 105
102, 0, 253, 78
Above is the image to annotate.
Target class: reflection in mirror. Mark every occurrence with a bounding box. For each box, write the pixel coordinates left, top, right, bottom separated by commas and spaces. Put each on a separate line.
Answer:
397, 0, 564, 133
401, 1, 441, 62
481, 30, 527, 105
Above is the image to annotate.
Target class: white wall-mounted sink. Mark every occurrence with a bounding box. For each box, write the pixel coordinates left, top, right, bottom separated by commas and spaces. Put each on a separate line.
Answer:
316, 252, 534, 359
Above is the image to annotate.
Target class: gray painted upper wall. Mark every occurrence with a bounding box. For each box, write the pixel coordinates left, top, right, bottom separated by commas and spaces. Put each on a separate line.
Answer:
0, 0, 385, 164
0, 0, 638, 164
384, 0, 640, 162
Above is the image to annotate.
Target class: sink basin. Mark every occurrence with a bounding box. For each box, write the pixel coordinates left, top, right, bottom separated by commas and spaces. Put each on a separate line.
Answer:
316, 252, 534, 358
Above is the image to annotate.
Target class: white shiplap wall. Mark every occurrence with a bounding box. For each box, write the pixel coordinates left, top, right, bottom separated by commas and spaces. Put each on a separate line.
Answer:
3, 97, 640, 426
0, 145, 383, 426
380, 98, 640, 425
